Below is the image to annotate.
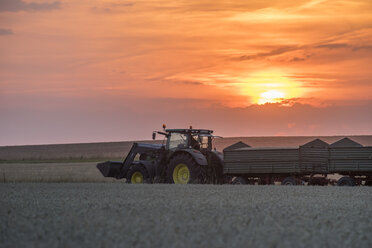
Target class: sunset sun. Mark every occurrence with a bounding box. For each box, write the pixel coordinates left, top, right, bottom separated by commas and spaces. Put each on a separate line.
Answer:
258, 90, 285, 105
232, 71, 304, 106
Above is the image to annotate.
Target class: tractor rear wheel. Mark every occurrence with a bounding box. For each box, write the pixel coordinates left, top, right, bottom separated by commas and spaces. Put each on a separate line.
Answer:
126, 164, 151, 184
167, 153, 202, 184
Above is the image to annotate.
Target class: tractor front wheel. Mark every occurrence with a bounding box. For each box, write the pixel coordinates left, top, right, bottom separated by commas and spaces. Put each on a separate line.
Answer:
126, 164, 151, 184
167, 153, 202, 184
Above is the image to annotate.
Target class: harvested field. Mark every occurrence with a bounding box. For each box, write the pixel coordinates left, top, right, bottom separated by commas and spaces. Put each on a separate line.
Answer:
1, 184, 371, 248
1, 135, 371, 183
0, 162, 118, 183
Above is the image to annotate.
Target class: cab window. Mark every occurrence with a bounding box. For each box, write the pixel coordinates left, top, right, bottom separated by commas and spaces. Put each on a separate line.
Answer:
200, 136, 210, 149
193, 135, 210, 149
168, 133, 188, 149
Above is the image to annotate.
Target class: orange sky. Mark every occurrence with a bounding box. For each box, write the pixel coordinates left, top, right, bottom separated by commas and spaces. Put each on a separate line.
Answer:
1, 0, 372, 145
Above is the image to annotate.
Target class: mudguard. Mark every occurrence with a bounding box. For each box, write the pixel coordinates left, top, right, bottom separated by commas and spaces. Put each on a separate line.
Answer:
176, 149, 208, 166
208, 150, 225, 184
136, 160, 157, 179
211, 150, 224, 164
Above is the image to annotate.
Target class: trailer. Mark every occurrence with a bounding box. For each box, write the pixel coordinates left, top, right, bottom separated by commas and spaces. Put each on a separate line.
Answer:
223, 138, 372, 186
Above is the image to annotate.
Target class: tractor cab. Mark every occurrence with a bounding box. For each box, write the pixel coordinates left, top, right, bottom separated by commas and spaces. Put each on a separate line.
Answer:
164, 128, 214, 153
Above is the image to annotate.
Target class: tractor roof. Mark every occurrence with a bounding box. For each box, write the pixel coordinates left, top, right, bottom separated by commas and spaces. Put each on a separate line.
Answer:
165, 129, 213, 134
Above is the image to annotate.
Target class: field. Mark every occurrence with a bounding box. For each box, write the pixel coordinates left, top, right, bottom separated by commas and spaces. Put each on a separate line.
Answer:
0, 162, 116, 183
1, 135, 372, 182
1, 136, 372, 247
1, 183, 371, 248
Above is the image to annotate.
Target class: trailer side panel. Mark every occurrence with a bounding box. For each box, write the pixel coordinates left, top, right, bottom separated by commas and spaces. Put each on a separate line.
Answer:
224, 148, 299, 174
329, 147, 372, 174
299, 147, 329, 173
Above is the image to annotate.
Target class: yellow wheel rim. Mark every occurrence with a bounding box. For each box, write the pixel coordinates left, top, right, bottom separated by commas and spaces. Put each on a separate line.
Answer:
173, 163, 190, 184
131, 171, 144, 184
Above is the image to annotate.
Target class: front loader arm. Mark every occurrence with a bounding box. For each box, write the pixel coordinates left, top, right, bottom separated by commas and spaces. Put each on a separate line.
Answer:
97, 142, 163, 179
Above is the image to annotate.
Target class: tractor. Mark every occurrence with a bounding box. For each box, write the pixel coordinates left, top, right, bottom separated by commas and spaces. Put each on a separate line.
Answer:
97, 126, 224, 184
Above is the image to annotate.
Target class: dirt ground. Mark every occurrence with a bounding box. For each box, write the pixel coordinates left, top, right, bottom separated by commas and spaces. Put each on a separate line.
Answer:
1, 183, 371, 248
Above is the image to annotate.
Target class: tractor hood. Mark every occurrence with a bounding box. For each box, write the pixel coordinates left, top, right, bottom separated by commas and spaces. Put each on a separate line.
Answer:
135, 143, 164, 150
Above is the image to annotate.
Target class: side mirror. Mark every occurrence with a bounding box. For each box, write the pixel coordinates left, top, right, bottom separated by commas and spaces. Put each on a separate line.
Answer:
152, 132, 156, 140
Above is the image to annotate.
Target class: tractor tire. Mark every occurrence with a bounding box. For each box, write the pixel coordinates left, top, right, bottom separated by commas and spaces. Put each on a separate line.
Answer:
126, 164, 151, 184
281, 177, 297, 186
167, 153, 202, 184
337, 176, 356, 186
232, 177, 248, 185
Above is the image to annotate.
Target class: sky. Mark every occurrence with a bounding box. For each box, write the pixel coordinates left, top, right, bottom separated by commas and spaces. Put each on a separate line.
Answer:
0, 0, 372, 146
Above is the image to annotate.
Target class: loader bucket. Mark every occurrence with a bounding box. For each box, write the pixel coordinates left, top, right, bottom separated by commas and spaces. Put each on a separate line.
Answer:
96, 161, 123, 179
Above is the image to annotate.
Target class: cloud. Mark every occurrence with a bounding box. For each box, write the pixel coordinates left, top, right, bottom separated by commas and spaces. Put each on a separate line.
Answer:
289, 57, 306, 62
91, 2, 134, 13
317, 43, 351, 49
0, 0, 60, 12
111, 3, 135, 7
289, 54, 313, 62
0, 28, 13, 35
234, 46, 300, 61
176, 80, 203, 86
233, 37, 372, 64
316, 43, 372, 52
352, 45, 372, 51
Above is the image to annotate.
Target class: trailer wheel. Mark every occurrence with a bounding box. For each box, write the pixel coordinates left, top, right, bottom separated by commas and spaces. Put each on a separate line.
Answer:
223, 175, 234, 184
337, 176, 356, 186
232, 177, 249, 185
126, 164, 151, 184
365, 180, 372, 186
167, 153, 202, 184
281, 177, 297, 185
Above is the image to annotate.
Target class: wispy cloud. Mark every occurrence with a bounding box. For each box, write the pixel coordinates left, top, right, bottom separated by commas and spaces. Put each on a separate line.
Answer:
91, 2, 134, 13
234, 46, 300, 61
0, 0, 60, 12
0, 28, 12, 35
317, 43, 351, 49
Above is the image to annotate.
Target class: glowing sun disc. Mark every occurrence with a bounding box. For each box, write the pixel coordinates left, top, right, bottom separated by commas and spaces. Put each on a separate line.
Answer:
258, 90, 285, 104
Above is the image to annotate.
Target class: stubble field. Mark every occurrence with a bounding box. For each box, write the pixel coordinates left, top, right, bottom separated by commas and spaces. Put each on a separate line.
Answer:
1, 183, 371, 248
1, 136, 372, 183
1, 136, 372, 247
